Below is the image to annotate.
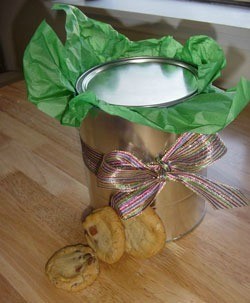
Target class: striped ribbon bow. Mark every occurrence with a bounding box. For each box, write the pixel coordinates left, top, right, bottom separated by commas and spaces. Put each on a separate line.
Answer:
82, 133, 248, 220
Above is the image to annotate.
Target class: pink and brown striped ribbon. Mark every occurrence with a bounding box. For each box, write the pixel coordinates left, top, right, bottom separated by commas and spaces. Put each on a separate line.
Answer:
81, 133, 248, 219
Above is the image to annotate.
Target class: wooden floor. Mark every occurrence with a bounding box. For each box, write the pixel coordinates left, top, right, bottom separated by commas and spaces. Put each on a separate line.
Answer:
0, 81, 249, 303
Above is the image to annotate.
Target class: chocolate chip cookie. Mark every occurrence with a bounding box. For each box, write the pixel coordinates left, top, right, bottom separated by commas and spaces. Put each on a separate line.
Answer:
122, 206, 166, 258
45, 244, 99, 292
82, 206, 125, 264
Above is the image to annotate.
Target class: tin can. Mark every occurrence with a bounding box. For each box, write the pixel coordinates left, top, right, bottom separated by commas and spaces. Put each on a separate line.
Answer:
78, 57, 206, 241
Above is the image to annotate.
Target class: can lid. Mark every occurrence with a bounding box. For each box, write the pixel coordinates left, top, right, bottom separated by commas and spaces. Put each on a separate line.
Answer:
76, 57, 198, 107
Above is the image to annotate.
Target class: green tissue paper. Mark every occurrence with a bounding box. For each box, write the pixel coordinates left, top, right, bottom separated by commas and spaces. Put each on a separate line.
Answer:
23, 4, 250, 134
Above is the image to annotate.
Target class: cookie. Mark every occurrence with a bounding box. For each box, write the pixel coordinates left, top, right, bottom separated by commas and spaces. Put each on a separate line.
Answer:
45, 244, 99, 292
122, 206, 166, 258
82, 206, 125, 264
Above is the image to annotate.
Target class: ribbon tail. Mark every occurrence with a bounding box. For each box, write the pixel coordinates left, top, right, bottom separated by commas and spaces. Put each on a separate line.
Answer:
110, 181, 165, 220
174, 172, 249, 209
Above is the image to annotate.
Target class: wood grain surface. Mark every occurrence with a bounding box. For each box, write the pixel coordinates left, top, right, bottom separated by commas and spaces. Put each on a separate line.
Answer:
0, 81, 249, 303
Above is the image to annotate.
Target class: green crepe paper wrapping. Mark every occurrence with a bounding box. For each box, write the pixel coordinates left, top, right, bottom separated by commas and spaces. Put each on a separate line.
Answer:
23, 4, 250, 134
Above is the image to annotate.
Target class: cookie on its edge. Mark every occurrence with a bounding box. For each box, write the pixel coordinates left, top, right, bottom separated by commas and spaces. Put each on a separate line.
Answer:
122, 206, 166, 258
45, 244, 99, 292
82, 206, 125, 264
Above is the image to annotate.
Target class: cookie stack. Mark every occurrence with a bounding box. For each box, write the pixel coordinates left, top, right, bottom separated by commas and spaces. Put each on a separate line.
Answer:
45, 206, 166, 292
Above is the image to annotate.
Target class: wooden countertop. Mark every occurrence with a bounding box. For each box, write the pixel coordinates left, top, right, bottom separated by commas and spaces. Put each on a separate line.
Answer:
0, 81, 249, 303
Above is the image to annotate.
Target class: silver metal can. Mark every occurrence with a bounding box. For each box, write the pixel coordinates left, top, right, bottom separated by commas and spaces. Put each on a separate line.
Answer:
78, 57, 206, 241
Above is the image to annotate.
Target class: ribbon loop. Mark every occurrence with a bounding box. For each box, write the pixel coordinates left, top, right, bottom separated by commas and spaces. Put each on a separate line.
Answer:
97, 150, 158, 192
162, 133, 227, 172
